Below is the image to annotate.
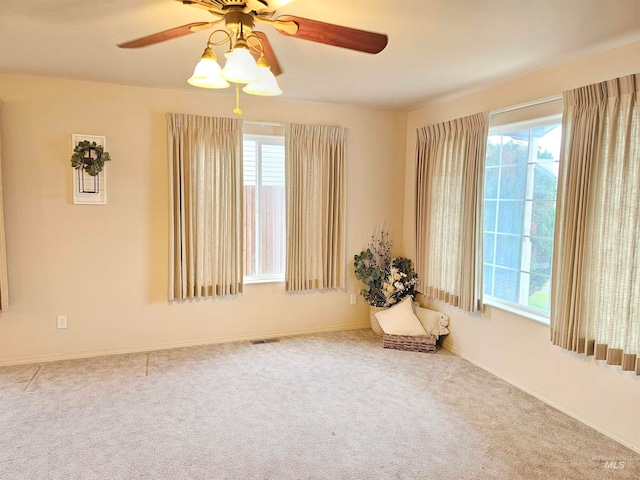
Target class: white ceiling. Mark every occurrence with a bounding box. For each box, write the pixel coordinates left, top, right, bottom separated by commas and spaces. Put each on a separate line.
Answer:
1, 0, 640, 111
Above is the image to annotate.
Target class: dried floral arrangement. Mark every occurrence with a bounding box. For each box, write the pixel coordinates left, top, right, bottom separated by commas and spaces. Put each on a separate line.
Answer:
353, 228, 419, 307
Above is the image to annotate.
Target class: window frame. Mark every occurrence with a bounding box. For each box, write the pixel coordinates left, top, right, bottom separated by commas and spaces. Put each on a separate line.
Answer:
242, 133, 286, 285
482, 114, 562, 324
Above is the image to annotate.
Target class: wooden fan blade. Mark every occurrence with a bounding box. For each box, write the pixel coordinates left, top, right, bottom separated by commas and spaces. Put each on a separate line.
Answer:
118, 22, 215, 48
273, 15, 387, 54
253, 32, 282, 76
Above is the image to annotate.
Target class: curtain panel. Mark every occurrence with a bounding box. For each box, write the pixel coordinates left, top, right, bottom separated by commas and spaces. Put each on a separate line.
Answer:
167, 113, 243, 300
551, 73, 640, 375
415, 112, 489, 312
285, 123, 346, 291
0, 102, 8, 311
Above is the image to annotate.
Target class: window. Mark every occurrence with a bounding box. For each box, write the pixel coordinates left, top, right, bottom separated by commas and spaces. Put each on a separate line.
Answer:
243, 134, 286, 283
483, 117, 561, 317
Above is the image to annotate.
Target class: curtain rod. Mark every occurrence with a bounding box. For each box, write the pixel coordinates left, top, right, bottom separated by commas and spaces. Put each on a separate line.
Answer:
243, 121, 285, 127
491, 94, 563, 115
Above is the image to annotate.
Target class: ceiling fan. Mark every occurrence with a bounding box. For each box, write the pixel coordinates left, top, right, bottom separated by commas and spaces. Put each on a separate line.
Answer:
118, 0, 388, 75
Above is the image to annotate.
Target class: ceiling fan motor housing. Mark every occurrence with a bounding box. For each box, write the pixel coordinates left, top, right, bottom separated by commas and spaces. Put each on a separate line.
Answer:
224, 10, 255, 34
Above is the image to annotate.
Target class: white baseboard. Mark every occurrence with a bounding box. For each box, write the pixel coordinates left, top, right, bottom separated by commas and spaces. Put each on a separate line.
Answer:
440, 340, 640, 454
0, 322, 370, 367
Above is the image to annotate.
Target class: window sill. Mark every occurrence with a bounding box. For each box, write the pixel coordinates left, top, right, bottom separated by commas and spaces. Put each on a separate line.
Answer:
484, 297, 550, 325
244, 276, 285, 285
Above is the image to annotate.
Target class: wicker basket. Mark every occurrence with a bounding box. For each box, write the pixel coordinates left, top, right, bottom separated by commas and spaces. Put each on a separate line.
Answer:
369, 306, 386, 336
383, 334, 437, 353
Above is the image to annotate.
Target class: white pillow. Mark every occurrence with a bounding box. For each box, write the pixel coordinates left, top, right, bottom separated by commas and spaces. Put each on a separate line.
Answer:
414, 306, 450, 338
375, 297, 427, 336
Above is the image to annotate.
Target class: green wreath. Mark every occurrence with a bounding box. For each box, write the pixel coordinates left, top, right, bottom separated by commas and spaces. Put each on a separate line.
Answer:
71, 140, 111, 176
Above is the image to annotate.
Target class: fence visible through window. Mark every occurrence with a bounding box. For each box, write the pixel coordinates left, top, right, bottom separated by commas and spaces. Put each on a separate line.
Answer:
243, 135, 286, 282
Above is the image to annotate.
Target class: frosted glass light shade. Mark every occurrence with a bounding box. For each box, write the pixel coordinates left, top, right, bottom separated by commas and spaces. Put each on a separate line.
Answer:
243, 66, 282, 96
187, 47, 229, 89
221, 47, 260, 84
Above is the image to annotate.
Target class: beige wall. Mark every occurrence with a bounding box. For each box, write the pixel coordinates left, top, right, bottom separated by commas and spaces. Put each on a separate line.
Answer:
0, 74, 407, 364
405, 40, 640, 452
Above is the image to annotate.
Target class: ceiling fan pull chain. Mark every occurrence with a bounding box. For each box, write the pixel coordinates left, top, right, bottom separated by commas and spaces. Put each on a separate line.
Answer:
233, 84, 243, 116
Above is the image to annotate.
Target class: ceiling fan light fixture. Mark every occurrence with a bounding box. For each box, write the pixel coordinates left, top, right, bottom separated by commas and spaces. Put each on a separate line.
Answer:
119, 3, 389, 115
220, 37, 261, 84
187, 46, 229, 89
243, 56, 282, 96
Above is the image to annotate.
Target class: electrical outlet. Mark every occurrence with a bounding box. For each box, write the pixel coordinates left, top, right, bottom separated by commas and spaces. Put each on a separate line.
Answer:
56, 315, 67, 329
350, 294, 357, 305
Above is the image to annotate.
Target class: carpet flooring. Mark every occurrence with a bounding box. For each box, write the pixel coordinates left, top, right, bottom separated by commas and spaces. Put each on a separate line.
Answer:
1, 329, 638, 479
